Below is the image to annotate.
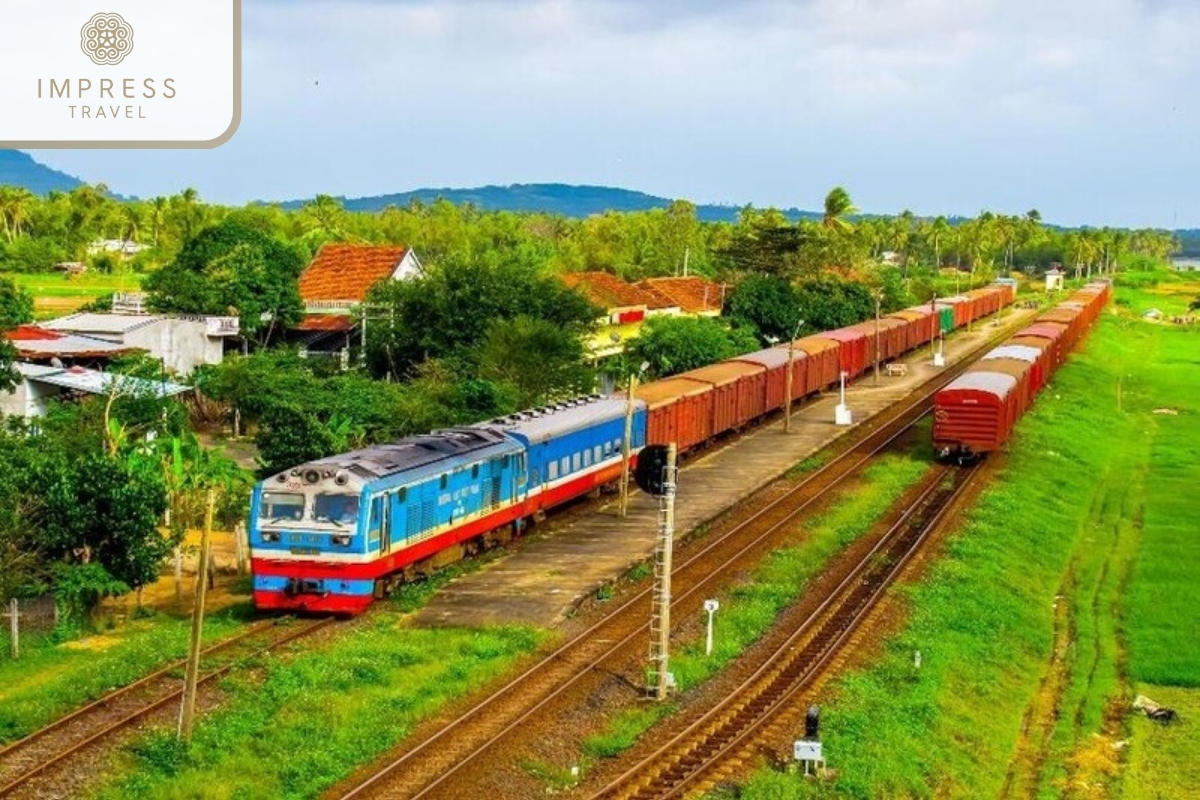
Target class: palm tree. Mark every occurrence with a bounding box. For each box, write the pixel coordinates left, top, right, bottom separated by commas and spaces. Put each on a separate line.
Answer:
822, 186, 858, 232
927, 216, 951, 271
0, 186, 34, 242
150, 196, 168, 246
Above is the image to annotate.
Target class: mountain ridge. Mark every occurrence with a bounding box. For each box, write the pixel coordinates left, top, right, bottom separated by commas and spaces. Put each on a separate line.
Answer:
0, 150, 85, 194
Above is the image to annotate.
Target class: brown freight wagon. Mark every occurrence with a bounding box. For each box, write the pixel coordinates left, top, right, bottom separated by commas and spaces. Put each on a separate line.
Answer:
941, 296, 973, 328
983, 343, 1048, 396
680, 361, 769, 435
1015, 323, 1067, 372
730, 347, 806, 416
933, 370, 1021, 457
876, 318, 911, 361
887, 310, 934, 351
791, 337, 840, 393
635, 376, 714, 453
973, 357, 1035, 415
1038, 307, 1083, 348
820, 328, 870, 379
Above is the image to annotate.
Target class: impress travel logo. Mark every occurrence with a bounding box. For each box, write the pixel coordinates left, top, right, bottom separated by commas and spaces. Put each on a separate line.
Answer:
1, 1, 241, 148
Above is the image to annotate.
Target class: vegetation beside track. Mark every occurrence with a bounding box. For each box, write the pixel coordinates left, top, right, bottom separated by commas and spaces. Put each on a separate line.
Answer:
580, 440, 933, 765
92, 610, 542, 800
0, 606, 250, 744
723, 303, 1200, 798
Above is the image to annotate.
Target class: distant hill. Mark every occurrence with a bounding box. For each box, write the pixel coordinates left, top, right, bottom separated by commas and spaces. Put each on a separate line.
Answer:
0, 150, 84, 194
274, 183, 824, 223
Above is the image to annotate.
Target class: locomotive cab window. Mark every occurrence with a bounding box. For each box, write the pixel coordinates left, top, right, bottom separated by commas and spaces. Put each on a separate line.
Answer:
314, 494, 359, 525
260, 492, 305, 521
440, 474, 448, 490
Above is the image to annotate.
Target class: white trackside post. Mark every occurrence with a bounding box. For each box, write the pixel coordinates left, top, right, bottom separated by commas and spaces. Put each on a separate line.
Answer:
834, 371, 852, 425
703, 599, 719, 656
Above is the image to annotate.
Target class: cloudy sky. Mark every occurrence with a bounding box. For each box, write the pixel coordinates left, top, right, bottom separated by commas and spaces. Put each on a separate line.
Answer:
27, 0, 1200, 227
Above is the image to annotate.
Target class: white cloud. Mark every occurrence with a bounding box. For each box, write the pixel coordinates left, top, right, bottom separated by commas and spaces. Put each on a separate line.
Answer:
28, 0, 1200, 226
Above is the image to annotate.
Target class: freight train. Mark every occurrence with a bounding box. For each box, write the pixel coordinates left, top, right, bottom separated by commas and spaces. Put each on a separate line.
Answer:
933, 282, 1110, 463
251, 284, 1016, 613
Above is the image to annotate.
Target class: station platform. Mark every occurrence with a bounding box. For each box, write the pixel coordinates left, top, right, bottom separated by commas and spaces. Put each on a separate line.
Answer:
412, 311, 1033, 629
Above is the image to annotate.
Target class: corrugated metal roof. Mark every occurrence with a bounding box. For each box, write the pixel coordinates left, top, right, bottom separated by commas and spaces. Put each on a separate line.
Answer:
477, 395, 635, 444
1020, 323, 1066, 340
984, 345, 1042, 363
732, 347, 806, 370
41, 313, 161, 335
17, 364, 191, 397
943, 371, 1018, 398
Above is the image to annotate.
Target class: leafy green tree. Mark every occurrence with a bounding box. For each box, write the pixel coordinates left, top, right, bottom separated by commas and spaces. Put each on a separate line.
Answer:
627, 316, 759, 378
723, 274, 802, 344
793, 276, 873, 331
478, 315, 595, 407
822, 186, 858, 232
255, 404, 339, 476
365, 248, 598, 379
145, 218, 306, 346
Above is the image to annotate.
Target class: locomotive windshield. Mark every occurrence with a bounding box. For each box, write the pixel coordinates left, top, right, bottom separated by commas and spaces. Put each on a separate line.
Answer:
260, 492, 305, 522
314, 494, 360, 525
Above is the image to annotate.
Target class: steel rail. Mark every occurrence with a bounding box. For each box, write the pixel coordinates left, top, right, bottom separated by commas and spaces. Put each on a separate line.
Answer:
0, 617, 336, 798
594, 464, 980, 799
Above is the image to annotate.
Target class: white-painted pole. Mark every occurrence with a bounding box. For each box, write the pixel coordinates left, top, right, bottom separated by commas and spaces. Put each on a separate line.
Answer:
9, 598, 18, 660
703, 599, 719, 656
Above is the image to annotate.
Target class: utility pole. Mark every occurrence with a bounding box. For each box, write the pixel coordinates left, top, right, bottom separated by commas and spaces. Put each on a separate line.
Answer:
179, 488, 215, 742
930, 291, 938, 357
619, 372, 639, 518
873, 290, 882, 386
9, 598, 18, 659
648, 443, 677, 700
784, 318, 804, 433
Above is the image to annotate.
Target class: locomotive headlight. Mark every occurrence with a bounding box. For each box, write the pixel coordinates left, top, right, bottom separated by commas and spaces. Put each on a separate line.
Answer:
332, 534, 352, 547
261, 531, 280, 543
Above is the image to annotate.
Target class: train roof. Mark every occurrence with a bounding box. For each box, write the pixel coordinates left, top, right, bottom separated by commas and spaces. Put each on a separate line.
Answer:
477, 394, 636, 444
942, 370, 1019, 399
984, 344, 1043, 364
732, 347, 807, 370
290, 427, 521, 483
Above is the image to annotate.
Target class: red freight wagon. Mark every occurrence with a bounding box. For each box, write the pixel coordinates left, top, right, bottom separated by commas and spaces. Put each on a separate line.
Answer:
635, 376, 714, 453
1038, 307, 1083, 349
940, 296, 972, 328
876, 318, 910, 361
887, 310, 934, 351
730, 347, 806, 415
983, 343, 1048, 396
974, 358, 1035, 415
681, 361, 768, 434
933, 370, 1021, 457
1015, 323, 1066, 370
900, 306, 941, 347
792, 337, 840, 393
820, 328, 869, 379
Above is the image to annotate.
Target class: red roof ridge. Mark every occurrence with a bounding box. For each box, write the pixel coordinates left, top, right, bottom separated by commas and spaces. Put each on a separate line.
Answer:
298, 243, 412, 303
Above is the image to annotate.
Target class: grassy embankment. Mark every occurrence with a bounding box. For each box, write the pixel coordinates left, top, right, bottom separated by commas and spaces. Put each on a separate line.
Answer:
581, 435, 933, 764
2, 271, 142, 320
723, 293, 1200, 798
90, 595, 542, 800
0, 606, 251, 743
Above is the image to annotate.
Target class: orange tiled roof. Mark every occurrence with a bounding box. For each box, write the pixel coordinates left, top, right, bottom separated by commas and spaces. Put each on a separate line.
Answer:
639, 277, 726, 314
5, 325, 63, 341
561, 271, 677, 311
298, 244, 409, 303
294, 314, 355, 332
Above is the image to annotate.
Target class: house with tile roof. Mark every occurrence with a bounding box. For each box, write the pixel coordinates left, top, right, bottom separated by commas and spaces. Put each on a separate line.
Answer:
292, 244, 422, 361
638, 277, 726, 317
298, 244, 422, 313
560, 271, 683, 360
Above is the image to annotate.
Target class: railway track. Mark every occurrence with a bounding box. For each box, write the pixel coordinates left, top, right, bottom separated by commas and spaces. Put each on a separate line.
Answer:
0, 616, 336, 799
331, 321, 1020, 800
591, 463, 982, 799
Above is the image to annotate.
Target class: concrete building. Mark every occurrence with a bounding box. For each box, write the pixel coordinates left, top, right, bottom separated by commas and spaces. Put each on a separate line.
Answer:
39, 313, 238, 375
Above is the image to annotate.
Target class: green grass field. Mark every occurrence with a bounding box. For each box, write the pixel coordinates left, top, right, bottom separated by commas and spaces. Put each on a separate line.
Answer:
2, 271, 143, 320
0, 606, 251, 744
93, 613, 542, 800
724, 302, 1200, 799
